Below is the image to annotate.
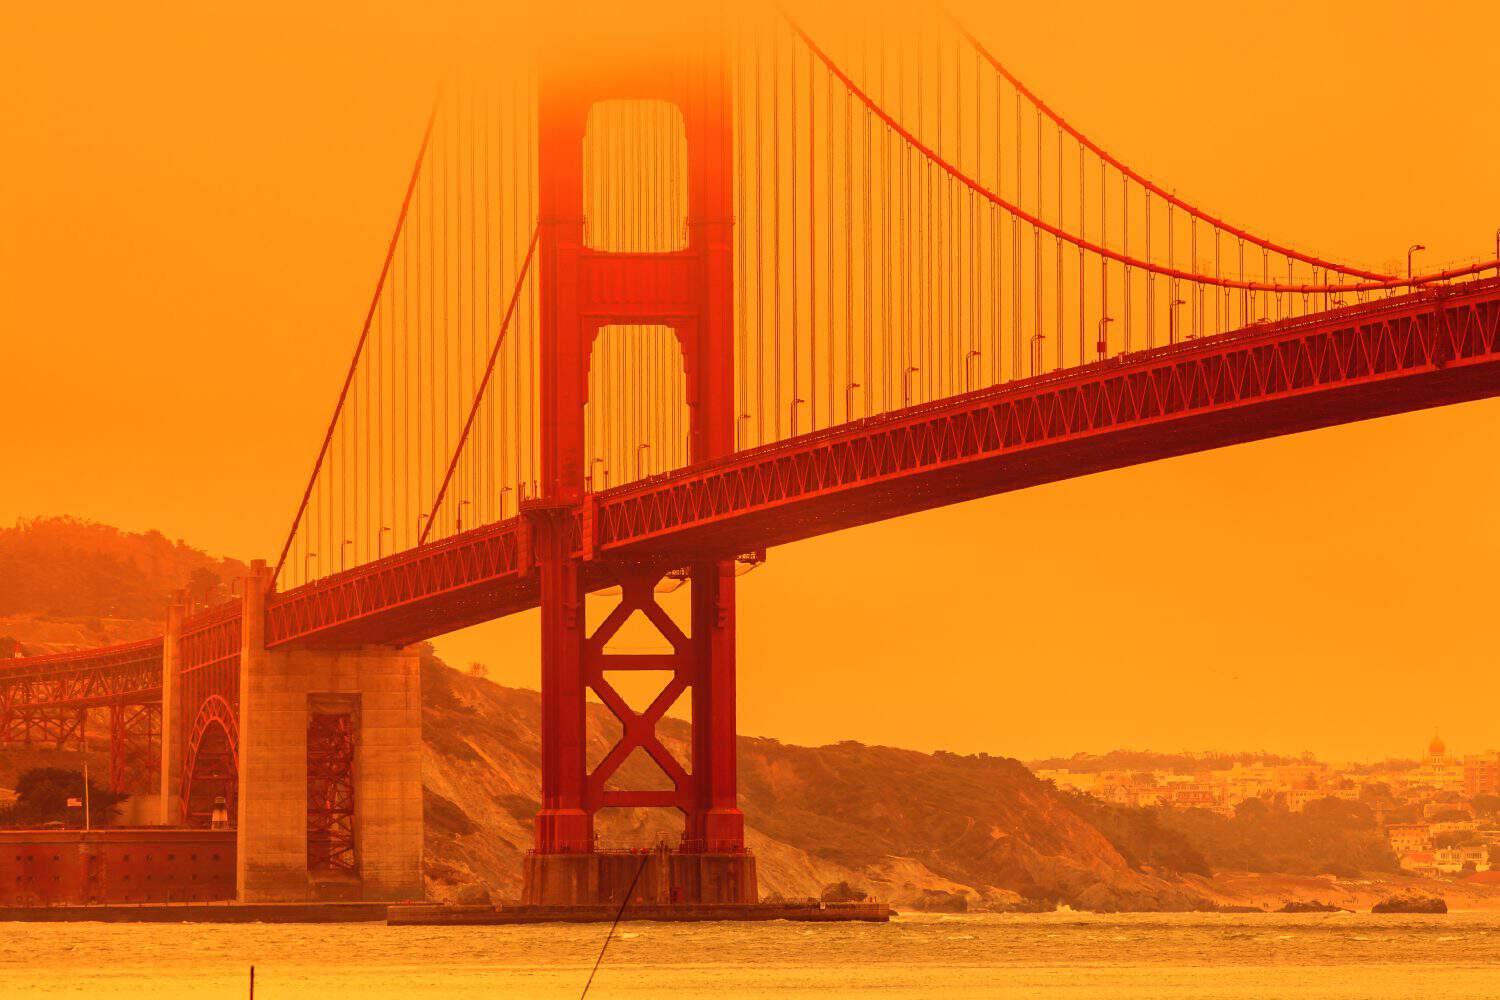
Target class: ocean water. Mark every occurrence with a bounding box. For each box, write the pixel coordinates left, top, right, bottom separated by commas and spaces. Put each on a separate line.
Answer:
1, 911, 1496, 999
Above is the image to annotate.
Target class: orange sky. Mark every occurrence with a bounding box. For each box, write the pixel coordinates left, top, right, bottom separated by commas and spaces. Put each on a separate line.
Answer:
3, 1, 1498, 762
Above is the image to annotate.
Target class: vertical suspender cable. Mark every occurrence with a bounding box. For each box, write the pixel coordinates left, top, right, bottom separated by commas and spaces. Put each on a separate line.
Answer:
271, 97, 440, 584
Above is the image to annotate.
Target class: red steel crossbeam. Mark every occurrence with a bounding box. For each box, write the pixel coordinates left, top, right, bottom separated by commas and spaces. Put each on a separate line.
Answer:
0, 707, 88, 750
583, 568, 693, 812
0, 639, 162, 715
109, 702, 162, 794
179, 604, 240, 694
306, 711, 358, 872
264, 517, 537, 649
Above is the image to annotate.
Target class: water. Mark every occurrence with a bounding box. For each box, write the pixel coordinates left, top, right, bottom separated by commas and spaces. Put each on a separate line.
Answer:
2, 911, 1497, 998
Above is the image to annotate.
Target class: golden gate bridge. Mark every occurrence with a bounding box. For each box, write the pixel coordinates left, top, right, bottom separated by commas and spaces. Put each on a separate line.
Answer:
3, 3, 1498, 906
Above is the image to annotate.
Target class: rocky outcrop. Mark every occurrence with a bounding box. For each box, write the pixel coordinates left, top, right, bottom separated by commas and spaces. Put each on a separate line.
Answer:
1277, 900, 1347, 913
910, 888, 968, 912
453, 881, 495, 905
1189, 870, 1500, 913
1070, 881, 1204, 913
1371, 891, 1447, 914
819, 881, 869, 903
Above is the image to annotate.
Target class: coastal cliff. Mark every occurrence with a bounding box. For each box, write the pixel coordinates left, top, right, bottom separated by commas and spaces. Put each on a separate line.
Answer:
418, 654, 1204, 911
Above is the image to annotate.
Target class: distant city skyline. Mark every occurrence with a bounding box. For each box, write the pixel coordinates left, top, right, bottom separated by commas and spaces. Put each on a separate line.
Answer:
1026, 731, 1491, 767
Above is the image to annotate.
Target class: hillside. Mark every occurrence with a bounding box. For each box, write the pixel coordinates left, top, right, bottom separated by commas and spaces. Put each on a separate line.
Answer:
418, 653, 1206, 911
0, 517, 247, 650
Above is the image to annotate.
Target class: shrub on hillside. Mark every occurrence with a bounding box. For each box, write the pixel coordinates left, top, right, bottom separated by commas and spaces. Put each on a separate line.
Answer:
1059, 791, 1211, 876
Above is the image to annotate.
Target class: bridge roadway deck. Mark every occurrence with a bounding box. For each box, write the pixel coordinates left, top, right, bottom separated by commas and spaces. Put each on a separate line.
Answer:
5, 276, 1499, 692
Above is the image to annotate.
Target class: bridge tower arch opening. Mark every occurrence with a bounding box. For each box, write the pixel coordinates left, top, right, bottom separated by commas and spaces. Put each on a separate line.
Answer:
584, 324, 692, 487
525, 10, 755, 905
181, 697, 238, 829
583, 99, 688, 255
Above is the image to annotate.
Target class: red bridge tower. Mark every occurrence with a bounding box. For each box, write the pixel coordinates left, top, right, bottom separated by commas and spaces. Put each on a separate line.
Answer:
521, 13, 755, 905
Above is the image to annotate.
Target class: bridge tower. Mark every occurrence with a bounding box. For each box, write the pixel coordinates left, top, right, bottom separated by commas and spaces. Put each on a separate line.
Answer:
522, 11, 755, 905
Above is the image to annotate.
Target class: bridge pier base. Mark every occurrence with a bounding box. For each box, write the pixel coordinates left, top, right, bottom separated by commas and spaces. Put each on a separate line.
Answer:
522, 848, 757, 906
236, 565, 422, 902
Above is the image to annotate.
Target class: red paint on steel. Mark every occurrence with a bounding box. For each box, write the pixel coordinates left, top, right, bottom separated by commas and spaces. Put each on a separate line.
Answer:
529, 16, 742, 855
306, 712, 357, 872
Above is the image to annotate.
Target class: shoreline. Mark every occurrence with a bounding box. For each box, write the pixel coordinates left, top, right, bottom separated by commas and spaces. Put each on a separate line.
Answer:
1182, 870, 1500, 913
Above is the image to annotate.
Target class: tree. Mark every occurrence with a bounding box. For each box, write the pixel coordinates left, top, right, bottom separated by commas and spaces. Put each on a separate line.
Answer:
1146, 795, 1396, 877
467, 662, 489, 679
0, 516, 248, 621
0, 768, 128, 828
1059, 791, 1211, 876
1434, 831, 1482, 850
187, 566, 223, 606
1470, 794, 1500, 818
1360, 782, 1396, 809
1429, 808, 1472, 823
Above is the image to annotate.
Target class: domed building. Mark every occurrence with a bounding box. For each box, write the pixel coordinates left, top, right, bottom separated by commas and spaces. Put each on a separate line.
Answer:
1417, 731, 1465, 793
1427, 732, 1449, 765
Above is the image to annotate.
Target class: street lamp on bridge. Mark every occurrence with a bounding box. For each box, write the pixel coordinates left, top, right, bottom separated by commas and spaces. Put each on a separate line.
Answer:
1168, 299, 1186, 345
845, 382, 862, 420
789, 397, 806, 436
1407, 244, 1426, 284
1096, 316, 1114, 361
965, 349, 982, 390
903, 366, 920, 408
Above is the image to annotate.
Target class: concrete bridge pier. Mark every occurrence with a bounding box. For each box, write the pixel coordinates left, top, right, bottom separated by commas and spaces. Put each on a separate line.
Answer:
235, 563, 423, 902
